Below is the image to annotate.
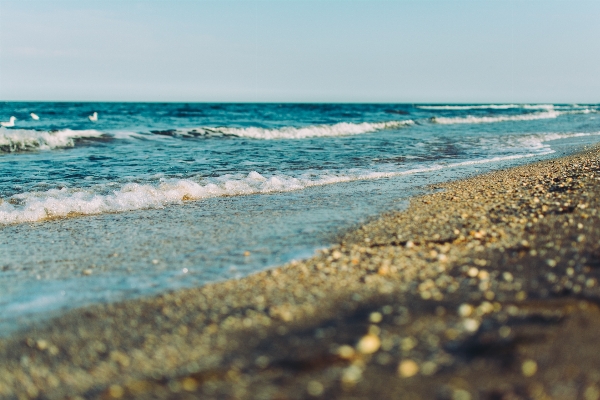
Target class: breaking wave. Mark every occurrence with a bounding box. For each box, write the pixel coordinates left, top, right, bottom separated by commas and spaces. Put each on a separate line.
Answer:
166, 120, 415, 139
429, 108, 596, 125
2, 131, 597, 225
0, 128, 106, 153
418, 104, 556, 111
431, 111, 563, 124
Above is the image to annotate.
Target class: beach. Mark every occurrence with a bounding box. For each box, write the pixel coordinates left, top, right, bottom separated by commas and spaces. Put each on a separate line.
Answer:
1, 145, 599, 399
3, 0, 600, 397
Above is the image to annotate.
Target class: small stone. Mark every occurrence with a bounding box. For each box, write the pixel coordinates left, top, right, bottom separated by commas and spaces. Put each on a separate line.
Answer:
398, 360, 419, 378
498, 326, 511, 338
458, 304, 473, 317
401, 337, 417, 351
337, 345, 355, 359
368, 325, 381, 335
356, 334, 380, 354
83, 269, 93, 275
255, 355, 269, 368
463, 318, 480, 332
421, 361, 437, 376
467, 267, 479, 277
477, 301, 493, 314
586, 278, 596, 288
332, 250, 342, 260
584, 386, 600, 400
453, 389, 472, 400
382, 305, 393, 314
110, 351, 130, 367
181, 377, 198, 392
244, 251, 251, 256
307, 380, 324, 396
342, 365, 363, 384
377, 265, 390, 275
484, 291, 495, 300
369, 311, 383, 324
521, 359, 537, 377
108, 385, 124, 398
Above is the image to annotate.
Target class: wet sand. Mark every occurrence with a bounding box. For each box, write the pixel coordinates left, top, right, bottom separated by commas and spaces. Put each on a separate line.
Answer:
1, 146, 600, 399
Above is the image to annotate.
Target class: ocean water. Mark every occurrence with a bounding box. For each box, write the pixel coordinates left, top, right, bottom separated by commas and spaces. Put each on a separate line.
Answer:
1, 102, 599, 334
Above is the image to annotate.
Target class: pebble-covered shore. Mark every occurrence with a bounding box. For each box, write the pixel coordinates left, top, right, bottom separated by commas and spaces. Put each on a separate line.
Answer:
1, 147, 600, 399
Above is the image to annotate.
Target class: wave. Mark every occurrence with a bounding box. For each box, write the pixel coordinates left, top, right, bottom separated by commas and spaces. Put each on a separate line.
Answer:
3, 131, 597, 225
170, 120, 415, 139
432, 109, 598, 125
0, 128, 105, 153
417, 104, 557, 111
0, 173, 355, 224
431, 111, 563, 124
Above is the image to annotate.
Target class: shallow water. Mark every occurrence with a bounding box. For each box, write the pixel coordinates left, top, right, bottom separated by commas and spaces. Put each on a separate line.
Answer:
1, 103, 599, 334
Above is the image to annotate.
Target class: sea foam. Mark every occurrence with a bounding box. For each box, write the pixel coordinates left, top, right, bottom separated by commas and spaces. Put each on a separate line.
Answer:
418, 104, 556, 111
0, 128, 105, 152
176, 120, 414, 139
431, 111, 562, 124
430, 109, 598, 125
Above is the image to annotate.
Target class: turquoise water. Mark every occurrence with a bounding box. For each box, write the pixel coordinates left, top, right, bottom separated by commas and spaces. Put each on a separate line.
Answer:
1, 103, 599, 333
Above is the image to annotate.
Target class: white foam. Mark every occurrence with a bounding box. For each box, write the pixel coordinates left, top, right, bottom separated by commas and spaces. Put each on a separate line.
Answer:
0, 174, 335, 224
181, 120, 414, 139
417, 104, 556, 111
431, 111, 562, 124
0, 128, 105, 152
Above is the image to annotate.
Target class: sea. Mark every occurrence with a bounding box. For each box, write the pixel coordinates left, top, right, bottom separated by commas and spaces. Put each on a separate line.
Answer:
1, 102, 599, 334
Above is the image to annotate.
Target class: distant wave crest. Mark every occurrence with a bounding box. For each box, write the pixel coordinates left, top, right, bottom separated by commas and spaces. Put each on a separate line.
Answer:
418, 104, 556, 111
170, 120, 415, 139
431, 111, 562, 124
0, 128, 105, 153
431, 109, 597, 125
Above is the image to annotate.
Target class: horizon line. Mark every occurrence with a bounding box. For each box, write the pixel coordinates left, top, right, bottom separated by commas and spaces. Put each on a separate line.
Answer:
1, 100, 598, 105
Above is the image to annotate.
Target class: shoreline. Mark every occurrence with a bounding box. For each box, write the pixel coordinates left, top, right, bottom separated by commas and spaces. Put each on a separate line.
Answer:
1, 146, 600, 399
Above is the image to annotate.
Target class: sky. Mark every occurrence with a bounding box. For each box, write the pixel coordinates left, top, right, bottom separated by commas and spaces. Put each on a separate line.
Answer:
0, 0, 599, 103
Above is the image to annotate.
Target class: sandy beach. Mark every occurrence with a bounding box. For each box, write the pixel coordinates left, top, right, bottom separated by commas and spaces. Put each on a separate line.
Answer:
1, 145, 600, 399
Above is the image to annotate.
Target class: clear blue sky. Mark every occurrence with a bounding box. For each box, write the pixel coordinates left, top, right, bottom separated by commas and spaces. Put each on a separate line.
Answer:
1, 1, 599, 103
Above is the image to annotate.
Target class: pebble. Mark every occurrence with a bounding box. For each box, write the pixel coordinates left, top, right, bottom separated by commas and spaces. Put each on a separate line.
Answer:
337, 345, 355, 359
356, 334, 380, 354
398, 360, 419, 378
521, 359, 538, 377
457, 303, 473, 317
369, 312, 383, 323
307, 380, 324, 396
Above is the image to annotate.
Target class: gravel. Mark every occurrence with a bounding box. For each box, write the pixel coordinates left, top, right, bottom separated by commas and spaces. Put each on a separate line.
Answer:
1, 147, 600, 399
